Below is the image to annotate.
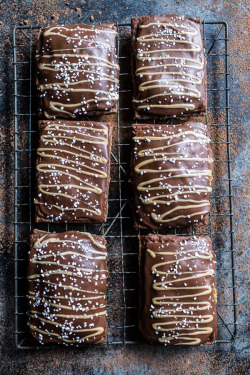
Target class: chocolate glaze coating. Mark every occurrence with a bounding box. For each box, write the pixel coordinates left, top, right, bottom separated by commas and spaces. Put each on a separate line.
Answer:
35, 120, 112, 223
28, 230, 108, 345
36, 24, 119, 119
132, 122, 214, 229
131, 15, 206, 119
138, 234, 217, 345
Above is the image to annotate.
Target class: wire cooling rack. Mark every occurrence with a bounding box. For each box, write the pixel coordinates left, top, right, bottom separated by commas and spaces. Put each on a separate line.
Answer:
13, 21, 237, 349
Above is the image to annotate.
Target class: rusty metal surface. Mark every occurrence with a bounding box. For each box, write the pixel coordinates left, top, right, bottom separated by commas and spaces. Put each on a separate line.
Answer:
0, 0, 249, 374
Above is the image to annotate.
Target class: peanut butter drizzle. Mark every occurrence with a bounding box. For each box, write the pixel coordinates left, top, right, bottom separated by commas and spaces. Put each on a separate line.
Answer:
29, 324, 105, 344
38, 62, 117, 76
134, 18, 204, 112
36, 54, 119, 70
147, 246, 215, 345
36, 25, 119, 118
133, 130, 210, 142
134, 129, 213, 224
139, 23, 198, 35
43, 25, 117, 37
28, 232, 107, 344
135, 58, 203, 74
45, 97, 118, 119
36, 123, 109, 219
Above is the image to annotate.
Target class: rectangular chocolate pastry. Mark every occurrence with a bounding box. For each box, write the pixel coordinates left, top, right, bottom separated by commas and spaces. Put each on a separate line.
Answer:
35, 24, 119, 119
132, 122, 214, 229
35, 120, 112, 223
28, 230, 108, 345
139, 234, 217, 345
131, 15, 206, 119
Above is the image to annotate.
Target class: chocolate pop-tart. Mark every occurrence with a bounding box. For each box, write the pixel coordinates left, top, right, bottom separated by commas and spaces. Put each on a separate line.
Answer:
138, 234, 217, 345
131, 15, 206, 119
35, 24, 119, 118
35, 120, 112, 223
132, 122, 214, 230
28, 230, 108, 345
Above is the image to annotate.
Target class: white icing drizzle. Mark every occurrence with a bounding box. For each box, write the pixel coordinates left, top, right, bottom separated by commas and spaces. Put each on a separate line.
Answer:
134, 18, 204, 112
28, 232, 108, 344
146, 240, 216, 345
133, 126, 213, 225
35, 123, 110, 221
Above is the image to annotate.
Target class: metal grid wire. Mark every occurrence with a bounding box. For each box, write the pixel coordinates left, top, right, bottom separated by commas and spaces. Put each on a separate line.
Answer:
13, 21, 237, 349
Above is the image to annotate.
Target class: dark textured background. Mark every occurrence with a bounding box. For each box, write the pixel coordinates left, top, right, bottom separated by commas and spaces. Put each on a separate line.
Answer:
0, 0, 249, 374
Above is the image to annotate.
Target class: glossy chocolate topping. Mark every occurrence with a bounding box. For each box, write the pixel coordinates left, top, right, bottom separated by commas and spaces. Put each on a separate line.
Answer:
138, 234, 217, 345
28, 230, 108, 345
131, 15, 206, 119
35, 120, 112, 223
36, 24, 119, 118
132, 122, 214, 229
